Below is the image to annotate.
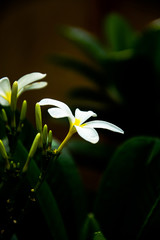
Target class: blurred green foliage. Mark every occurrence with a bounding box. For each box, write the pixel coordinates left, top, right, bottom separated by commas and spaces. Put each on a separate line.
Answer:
50, 13, 160, 139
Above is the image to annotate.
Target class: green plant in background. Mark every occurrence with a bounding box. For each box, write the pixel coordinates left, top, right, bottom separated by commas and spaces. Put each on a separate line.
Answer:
50, 13, 160, 139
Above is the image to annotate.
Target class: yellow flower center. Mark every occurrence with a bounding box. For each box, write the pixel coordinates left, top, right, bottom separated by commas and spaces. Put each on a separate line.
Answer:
1, 91, 11, 104
74, 118, 81, 126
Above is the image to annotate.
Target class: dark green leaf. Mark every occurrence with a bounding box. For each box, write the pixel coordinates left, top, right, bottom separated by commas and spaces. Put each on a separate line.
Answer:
70, 85, 123, 106
80, 213, 101, 240
135, 25, 160, 76
104, 13, 137, 51
49, 55, 107, 85
11, 234, 18, 240
49, 55, 123, 106
16, 141, 69, 240
105, 49, 134, 61
36, 178, 69, 240
93, 231, 107, 240
46, 148, 87, 240
94, 136, 160, 240
67, 139, 115, 170
59, 26, 108, 62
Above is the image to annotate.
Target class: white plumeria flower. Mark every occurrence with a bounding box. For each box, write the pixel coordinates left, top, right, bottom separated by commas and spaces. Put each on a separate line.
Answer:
39, 98, 124, 152
0, 72, 47, 106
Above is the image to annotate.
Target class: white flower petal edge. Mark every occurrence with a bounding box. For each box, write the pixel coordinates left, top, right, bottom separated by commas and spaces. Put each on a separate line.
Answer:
84, 120, 124, 134
48, 107, 70, 119
39, 98, 74, 123
0, 77, 11, 95
0, 77, 12, 105
18, 82, 48, 96
17, 72, 47, 91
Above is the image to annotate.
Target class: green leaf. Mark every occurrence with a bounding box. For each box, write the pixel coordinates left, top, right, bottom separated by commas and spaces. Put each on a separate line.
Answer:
49, 55, 123, 106
80, 213, 101, 240
59, 26, 108, 62
93, 231, 107, 240
104, 13, 137, 51
67, 139, 115, 170
94, 136, 160, 240
70, 85, 123, 107
49, 55, 107, 85
11, 234, 18, 240
16, 141, 69, 240
135, 23, 160, 76
46, 148, 87, 240
36, 178, 69, 240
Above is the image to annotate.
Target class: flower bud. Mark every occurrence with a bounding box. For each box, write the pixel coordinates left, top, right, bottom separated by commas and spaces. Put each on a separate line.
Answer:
1, 109, 8, 123
20, 100, 27, 122
35, 103, 42, 133
11, 81, 18, 112
0, 140, 10, 169
42, 124, 48, 145
0, 140, 8, 160
28, 133, 41, 159
48, 130, 52, 148
22, 133, 40, 172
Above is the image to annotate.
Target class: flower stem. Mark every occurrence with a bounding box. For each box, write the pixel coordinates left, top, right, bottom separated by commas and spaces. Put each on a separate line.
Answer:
32, 153, 58, 193
57, 127, 76, 153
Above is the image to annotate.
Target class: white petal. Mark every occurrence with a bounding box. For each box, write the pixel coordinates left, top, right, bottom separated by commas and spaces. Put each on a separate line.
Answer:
17, 82, 48, 96
48, 107, 70, 118
84, 120, 124, 134
39, 98, 74, 123
0, 96, 10, 106
75, 125, 99, 143
75, 108, 97, 124
0, 77, 11, 95
17, 72, 46, 91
